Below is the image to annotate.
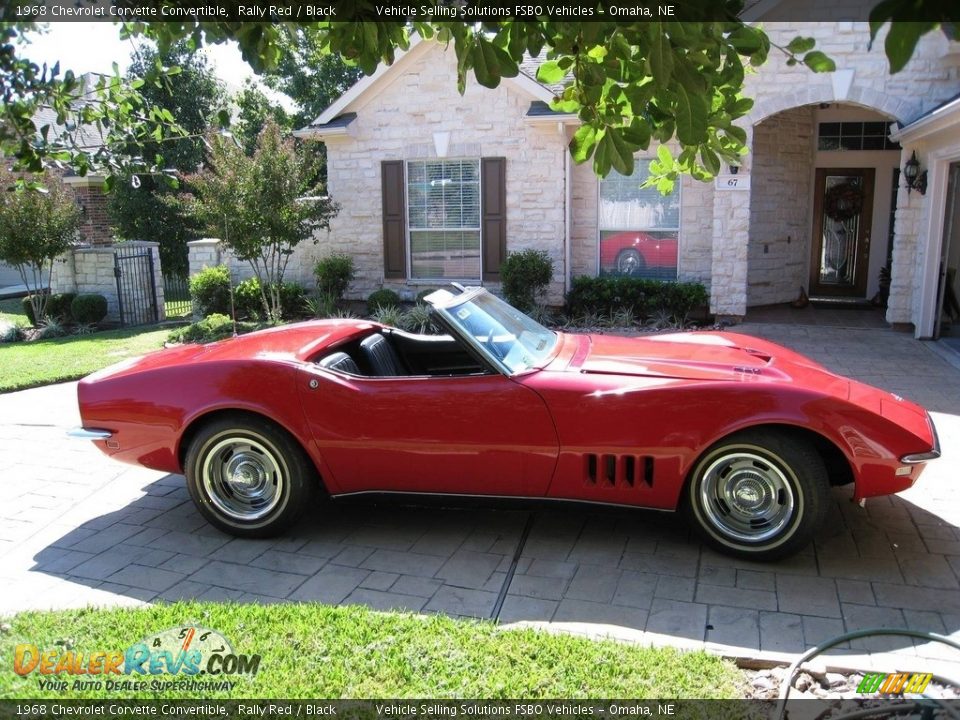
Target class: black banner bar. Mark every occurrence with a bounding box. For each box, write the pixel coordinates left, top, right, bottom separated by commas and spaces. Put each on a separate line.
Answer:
4, 0, 959, 23
2, 699, 959, 720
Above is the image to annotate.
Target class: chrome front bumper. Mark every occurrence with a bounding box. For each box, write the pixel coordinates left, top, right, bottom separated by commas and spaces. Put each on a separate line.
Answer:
900, 413, 941, 464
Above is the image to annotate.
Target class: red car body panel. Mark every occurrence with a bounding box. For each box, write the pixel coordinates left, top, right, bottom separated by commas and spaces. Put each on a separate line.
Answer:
76, 319, 937, 509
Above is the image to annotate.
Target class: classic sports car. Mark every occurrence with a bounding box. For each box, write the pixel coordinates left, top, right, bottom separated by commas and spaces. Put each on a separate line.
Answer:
599, 231, 679, 276
71, 287, 939, 560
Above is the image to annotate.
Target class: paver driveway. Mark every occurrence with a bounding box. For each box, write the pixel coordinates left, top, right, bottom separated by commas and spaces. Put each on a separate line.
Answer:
2, 322, 959, 674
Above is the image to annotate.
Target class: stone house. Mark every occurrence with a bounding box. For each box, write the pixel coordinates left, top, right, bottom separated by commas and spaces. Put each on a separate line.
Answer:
277, 24, 960, 339
0, 79, 114, 292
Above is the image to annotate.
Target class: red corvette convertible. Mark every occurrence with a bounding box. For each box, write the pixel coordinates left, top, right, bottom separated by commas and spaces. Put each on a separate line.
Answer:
71, 287, 939, 560
599, 231, 679, 276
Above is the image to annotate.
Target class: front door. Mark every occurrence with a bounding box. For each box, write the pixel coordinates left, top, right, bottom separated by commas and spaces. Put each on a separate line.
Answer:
810, 168, 875, 298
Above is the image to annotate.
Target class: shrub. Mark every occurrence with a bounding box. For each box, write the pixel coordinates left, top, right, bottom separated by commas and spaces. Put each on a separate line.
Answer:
70, 294, 108, 325
168, 313, 237, 344
401, 304, 438, 335
367, 288, 401, 315
36, 317, 67, 339
0, 320, 24, 343
234, 277, 306, 320
415, 288, 438, 304
189, 265, 232, 317
313, 253, 355, 302
566, 276, 708, 322
21, 292, 74, 325
370, 305, 404, 328
501, 249, 553, 311
304, 293, 337, 319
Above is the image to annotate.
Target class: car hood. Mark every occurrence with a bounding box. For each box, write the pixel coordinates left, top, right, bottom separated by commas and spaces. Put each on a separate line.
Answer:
566, 331, 848, 395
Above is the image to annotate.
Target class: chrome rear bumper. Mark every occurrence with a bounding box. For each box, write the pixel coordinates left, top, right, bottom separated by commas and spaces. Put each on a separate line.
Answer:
67, 427, 113, 440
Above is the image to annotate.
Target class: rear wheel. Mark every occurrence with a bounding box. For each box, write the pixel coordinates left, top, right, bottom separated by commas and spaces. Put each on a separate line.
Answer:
683, 429, 829, 560
616, 248, 645, 276
185, 415, 316, 537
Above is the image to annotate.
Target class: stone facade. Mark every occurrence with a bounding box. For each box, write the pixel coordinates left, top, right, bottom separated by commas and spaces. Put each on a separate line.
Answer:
731, 23, 960, 325
748, 107, 816, 307
51, 241, 165, 324
271, 26, 960, 330
312, 42, 568, 304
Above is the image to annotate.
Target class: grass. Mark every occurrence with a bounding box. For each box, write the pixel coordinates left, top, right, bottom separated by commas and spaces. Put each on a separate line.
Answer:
0, 297, 28, 325
0, 326, 169, 392
0, 603, 743, 699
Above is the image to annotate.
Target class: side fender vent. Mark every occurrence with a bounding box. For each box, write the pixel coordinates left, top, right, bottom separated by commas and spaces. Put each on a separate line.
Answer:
584, 453, 654, 489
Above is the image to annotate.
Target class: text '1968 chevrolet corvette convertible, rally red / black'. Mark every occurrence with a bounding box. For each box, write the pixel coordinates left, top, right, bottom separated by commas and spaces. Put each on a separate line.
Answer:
70, 287, 940, 560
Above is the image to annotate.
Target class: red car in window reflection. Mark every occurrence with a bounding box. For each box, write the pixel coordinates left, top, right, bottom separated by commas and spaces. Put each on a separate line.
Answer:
71, 288, 939, 561
600, 231, 679, 275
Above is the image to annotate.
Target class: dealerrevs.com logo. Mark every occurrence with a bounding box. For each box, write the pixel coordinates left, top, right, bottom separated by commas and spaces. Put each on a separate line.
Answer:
13, 626, 261, 693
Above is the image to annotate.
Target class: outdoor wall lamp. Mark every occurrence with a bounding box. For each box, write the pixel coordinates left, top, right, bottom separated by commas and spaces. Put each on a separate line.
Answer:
903, 151, 927, 196
729, 164, 739, 175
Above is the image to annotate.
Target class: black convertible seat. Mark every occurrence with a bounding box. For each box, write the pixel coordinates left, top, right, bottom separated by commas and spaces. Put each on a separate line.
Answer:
360, 332, 404, 376
318, 351, 361, 375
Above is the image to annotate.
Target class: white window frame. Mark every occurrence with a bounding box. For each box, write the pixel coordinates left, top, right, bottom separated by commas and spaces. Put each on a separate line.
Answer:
405, 157, 483, 283
596, 160, 682, 279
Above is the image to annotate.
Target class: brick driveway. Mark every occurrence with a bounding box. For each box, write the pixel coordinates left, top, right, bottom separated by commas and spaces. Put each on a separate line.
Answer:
2, 322, 959, 674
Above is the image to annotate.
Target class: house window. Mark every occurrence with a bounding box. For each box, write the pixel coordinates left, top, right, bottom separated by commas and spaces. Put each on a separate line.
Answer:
598, 161, 680, 280
817, 122, 901, 151
407, 159, 481, 280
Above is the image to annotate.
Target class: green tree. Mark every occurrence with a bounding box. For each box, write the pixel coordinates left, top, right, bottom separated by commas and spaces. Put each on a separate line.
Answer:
0, 170, 82, 323
186, 120, 338, 321
259, 29, 363, 129
107, 41, 226, 277
233, 79, 291, 156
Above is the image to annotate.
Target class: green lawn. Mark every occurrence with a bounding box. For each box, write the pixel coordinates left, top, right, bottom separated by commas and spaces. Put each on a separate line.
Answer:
0, 603, 743, 699
0, 297, 28, 325
0, 326, 169, 392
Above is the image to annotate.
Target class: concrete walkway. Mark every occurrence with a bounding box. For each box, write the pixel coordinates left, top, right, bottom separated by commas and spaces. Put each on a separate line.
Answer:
1, 323, 959, 676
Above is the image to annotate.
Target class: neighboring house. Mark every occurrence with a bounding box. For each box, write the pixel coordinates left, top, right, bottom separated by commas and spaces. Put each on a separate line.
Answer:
278, 23, 958, 339
0, 74, 113, 293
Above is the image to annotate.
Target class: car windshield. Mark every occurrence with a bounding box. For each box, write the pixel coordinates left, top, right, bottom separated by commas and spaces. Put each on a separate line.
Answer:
428, 288, 558, 374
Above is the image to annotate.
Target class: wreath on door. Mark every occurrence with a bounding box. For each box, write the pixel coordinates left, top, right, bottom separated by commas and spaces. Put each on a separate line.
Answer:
824, 181, 863, 222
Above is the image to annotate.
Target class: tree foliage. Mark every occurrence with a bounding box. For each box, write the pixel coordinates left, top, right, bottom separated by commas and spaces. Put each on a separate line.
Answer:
0, 170, 82, 323
258, 28, 363, 129
233, 79, 291, 156
186, 120, 338, 321
107, 42, 225, 276
1, 16, 955, 187
0, 22, 188, 187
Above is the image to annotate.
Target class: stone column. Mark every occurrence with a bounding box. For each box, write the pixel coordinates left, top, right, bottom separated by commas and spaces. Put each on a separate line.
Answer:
709, 127, 753, 322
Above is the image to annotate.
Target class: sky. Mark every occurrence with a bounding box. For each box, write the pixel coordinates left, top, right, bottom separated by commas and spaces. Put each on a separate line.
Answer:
17, 22, 295, 110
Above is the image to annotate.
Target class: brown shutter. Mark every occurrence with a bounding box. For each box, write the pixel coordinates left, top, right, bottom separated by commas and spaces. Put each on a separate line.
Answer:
381, 160, 407, 279
481, 157, 507, 282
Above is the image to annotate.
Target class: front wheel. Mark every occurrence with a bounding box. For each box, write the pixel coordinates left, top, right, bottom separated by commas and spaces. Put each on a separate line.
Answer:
683, 430, 829, 560
185, 415, 316, 537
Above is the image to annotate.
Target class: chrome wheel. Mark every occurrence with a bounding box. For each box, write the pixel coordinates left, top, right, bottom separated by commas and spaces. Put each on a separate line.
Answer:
200, 434, 286, 522
685, 430, 830, 560
616, 249, 643, 275
186, 415, 319, 538
698, 451, 794, 543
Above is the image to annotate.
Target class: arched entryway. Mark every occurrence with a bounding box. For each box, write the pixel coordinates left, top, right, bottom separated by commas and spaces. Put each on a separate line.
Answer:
747, 102, 902, 310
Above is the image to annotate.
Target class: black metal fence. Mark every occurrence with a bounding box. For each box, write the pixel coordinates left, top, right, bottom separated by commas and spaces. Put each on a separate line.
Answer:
113, 245, 159, 327
163, 273, 192, 319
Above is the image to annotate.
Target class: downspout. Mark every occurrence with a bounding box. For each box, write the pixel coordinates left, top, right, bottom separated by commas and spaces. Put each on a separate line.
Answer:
562, 122, 572, 295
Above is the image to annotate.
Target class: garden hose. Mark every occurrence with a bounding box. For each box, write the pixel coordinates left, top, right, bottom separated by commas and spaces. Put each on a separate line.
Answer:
775, 627, 960, 720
